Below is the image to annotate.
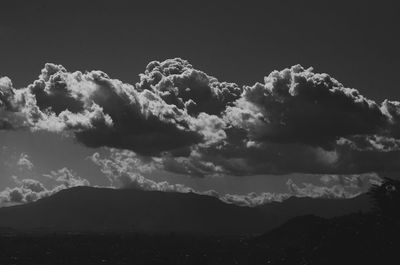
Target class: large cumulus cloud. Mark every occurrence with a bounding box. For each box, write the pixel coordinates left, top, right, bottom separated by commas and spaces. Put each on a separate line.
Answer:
214, 65, 400, 175
136, 58, 242, 115
225, 65, 387, 148
28, 63, 208, 155
2, 59, 400, 175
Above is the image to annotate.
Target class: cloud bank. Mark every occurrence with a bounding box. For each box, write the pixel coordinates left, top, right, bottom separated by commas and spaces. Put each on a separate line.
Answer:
89, 150, 290, 207
2, 59, 400, 176
287, 173, 382, 199
0, 168, 90, 206
0, 148, 382, 207
89, 149, 381, 207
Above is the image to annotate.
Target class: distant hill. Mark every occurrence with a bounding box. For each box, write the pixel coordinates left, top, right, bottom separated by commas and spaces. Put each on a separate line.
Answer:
251, 178, 400, 264
0, 186, 372, 235
253, 212, 400, 265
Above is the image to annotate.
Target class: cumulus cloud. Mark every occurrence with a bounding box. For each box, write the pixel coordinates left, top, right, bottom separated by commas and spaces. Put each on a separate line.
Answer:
136, 58, 242, 115
0, 76, 28, 129
0, 77, 15, 110
0, 168, 90, 206
2, 62, 204, 155
91, 149, 196, 192
216, 65, 400, 175
43, 167, 90, 188
225, 65, 387, 148
2, 59, 400, 175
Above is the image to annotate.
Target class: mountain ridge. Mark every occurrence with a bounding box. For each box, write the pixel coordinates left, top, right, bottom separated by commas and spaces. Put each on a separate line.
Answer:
0, 186, 372, 235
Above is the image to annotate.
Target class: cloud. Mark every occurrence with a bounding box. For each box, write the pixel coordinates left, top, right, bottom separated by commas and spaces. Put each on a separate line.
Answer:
218, 192, 290, 207
89, 150, 292, 206
287, 173, 383, 199
2, 60, 400, 175
0, 77, 15, 110
0, 168, 90, 206
0, 150, 383, 207
16, 153, 34, 171
90, 150, 379, 207
225, 65, 387, 148
43, 167, 90, 188
0, 76, 29, 129
30, 62, 223, 156
136, 58, 242, 115
90, 149, 193, 191
2, 63, 204, 156
215, 65, 400, 175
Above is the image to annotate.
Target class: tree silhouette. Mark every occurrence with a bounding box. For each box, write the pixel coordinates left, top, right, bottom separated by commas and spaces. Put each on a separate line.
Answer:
368, 177, 400, 220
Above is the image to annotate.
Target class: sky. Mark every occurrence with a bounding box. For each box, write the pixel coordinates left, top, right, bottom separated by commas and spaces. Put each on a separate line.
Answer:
0, 0, 399, 206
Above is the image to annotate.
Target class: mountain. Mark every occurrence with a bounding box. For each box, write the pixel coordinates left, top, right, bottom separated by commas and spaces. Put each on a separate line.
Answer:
252, 213, 400, 265
0, 186, 372, 235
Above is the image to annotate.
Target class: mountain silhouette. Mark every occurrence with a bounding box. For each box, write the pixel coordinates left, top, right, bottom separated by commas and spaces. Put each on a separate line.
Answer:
252, 212, 400, 265
0, 186, 372, 235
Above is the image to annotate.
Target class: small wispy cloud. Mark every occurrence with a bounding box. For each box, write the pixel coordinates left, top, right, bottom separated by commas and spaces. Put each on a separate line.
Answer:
16, 153, 34, 171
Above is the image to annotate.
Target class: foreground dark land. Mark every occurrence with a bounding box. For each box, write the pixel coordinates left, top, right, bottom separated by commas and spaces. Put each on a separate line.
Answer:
1, 213, 399, 265
1, 234, 257, 265
0, 179, 399, 265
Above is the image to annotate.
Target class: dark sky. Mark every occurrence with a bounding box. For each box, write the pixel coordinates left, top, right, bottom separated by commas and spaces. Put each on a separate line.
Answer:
0, 0, 399, 206
1, 0, 399, 101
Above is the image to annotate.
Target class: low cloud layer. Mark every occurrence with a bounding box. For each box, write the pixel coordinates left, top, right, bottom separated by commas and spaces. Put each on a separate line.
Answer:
0, 168, 90, 206
88, 149, 381, 206
0, 148, 383, 207
89, 150, 291, 207
287, 173, 382, 199
2, 59, 400, 176
0, 150, 289, 207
